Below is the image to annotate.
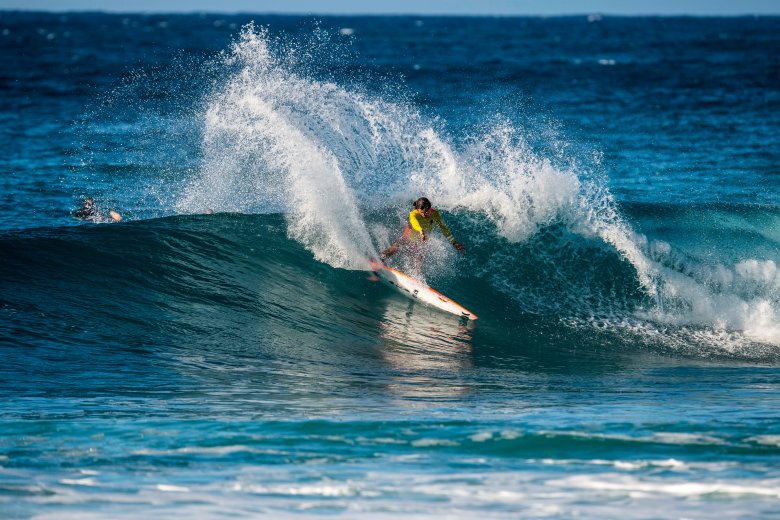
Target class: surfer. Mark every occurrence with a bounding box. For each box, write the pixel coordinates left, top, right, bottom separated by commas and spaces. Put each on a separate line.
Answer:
75, 197, 122, 223
381, 197, 464, 261
75, 197, 99, 221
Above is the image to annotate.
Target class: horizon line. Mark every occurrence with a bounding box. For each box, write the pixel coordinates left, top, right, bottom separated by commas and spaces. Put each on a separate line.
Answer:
2, 9, 779, 18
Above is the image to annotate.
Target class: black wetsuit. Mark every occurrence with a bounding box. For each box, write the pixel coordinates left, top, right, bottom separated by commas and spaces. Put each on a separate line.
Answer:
75, 205, 98, 220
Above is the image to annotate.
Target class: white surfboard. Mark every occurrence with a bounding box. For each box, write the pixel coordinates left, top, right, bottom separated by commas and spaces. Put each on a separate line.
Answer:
370, 262, 478, 320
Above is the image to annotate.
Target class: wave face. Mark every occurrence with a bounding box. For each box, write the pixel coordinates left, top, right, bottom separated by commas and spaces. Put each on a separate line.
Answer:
1, 210, 778, 361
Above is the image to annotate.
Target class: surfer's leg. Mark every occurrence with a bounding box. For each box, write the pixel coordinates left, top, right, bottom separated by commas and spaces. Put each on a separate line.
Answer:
407, 242, 424, 278
381, 241, 400, 260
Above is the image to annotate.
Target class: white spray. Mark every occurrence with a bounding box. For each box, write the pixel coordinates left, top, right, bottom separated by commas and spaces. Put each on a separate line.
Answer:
178, 25, 778, 348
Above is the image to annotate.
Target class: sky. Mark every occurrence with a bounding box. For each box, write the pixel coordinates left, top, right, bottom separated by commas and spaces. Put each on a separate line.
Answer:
1, 0, 780, 15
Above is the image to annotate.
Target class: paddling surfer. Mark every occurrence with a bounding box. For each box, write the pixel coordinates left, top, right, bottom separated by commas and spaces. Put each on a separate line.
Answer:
75, 197, 99, 221
75, 197, 122, 223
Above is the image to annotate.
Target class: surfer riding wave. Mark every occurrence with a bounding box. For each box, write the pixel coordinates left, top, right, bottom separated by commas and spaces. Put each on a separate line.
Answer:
380, 197, 464, 274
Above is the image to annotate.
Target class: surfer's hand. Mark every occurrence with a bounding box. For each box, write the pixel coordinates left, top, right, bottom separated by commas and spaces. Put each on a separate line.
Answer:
421, 232, 426, 241
453, 241, 465, 253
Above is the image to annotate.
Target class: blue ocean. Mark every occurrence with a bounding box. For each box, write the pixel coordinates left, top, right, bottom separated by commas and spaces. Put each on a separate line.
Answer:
2, 12, 780, 518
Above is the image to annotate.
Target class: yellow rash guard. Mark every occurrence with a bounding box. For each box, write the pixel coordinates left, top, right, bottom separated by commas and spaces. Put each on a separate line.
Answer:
405, 208, 457, 244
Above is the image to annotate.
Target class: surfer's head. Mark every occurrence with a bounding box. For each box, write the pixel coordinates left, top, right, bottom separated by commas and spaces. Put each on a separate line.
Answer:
83, 197, 94, 207
413, 197, 432, 216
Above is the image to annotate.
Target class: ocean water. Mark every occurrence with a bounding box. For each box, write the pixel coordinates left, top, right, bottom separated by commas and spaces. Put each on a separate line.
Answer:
1, 12, 780, 518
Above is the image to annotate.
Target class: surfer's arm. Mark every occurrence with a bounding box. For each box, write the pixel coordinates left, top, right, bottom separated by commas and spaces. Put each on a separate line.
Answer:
433, 211, 465, 252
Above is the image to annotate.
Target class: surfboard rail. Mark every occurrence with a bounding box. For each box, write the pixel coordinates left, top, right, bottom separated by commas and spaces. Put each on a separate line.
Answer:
371, 262, 478, 320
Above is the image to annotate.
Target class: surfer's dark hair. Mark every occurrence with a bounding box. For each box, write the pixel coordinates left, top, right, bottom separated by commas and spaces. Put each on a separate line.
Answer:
413, 197, 431, 211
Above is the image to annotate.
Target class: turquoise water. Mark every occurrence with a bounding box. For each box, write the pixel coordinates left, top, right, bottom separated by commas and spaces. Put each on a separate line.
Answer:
1, 13, 779, 518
